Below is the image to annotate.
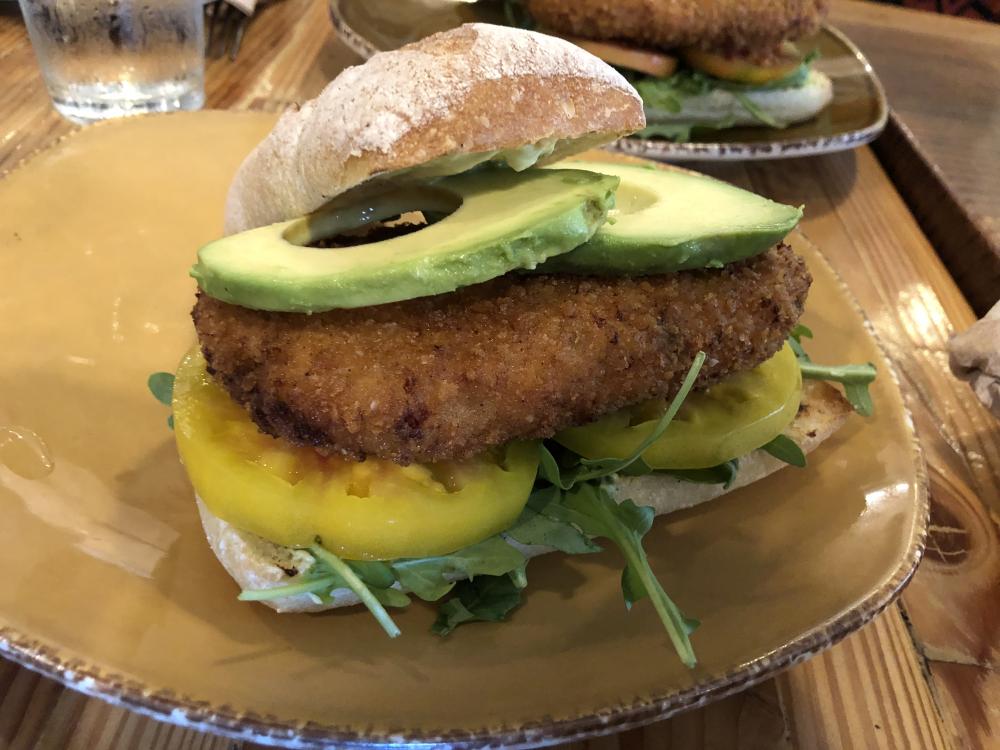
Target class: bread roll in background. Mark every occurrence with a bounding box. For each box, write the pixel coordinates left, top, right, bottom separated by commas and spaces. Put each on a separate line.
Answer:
644, 70, 834, 130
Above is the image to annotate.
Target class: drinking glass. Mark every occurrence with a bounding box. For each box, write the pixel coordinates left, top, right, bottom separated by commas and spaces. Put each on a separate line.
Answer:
18, 0, 205, 123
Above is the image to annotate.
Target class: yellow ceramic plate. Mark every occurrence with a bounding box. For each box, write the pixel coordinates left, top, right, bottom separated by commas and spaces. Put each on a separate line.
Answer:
328, 0, 888, 162
0, 112, 924, 747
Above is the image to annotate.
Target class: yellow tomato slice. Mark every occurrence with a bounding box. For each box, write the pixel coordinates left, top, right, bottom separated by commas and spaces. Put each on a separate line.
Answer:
172, 349, 539, 560
560, 35, 679, 78
681, 43, 803, 85
555, 343, 802, 469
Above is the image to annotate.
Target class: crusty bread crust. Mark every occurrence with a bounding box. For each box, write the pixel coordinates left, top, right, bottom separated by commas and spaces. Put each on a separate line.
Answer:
223, 23, 644, 234
198, 380, 852, 613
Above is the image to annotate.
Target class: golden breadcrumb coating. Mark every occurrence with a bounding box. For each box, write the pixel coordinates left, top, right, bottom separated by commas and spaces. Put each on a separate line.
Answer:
524, 0, 828, 54
192, 245, 810, 465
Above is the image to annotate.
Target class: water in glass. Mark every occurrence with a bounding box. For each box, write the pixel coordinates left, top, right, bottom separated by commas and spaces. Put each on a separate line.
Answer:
18, 0, 205, 123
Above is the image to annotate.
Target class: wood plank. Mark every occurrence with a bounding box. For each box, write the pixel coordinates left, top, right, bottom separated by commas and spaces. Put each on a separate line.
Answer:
930, 661, 1000, 750
777, 607, 954, 750
830, 0, 1000, 315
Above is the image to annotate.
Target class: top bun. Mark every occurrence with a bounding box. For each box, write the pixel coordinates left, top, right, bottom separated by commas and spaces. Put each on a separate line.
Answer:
224, 23, 644, 234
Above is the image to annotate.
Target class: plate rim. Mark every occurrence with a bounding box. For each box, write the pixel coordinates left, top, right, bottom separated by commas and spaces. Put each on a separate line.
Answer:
611, 25, 889, 162
0, 120, 926, 749
326, 2, 889, 163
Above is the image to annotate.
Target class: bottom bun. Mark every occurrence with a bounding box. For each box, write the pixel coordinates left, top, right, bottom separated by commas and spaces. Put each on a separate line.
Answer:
198, 380, 852, 614
645, 69, 834, 130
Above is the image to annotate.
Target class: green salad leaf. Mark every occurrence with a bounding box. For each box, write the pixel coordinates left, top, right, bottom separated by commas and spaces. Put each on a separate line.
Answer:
563, 484, 698, 667
732, 91, 785, 128
629, 51, 819, 140
540, 352, 706, 489
506, 487, 602, 554
789, 323, 813, 360
432, 575, 524, 635
147, 372, 176, 429
148, 372, 175, 405
666, 459, 740, 488
788, 327, 877, 416
637, 119, 740, 143
762, 434, 807, 467
392, 536, 526, 602
239, 575, 342, 602
799, 362, 878, 416
309, 543, 402, 638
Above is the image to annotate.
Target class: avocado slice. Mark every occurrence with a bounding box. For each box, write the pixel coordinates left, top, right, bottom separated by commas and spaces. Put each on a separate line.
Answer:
192, 167, 618, 312
538, 161, 802, 274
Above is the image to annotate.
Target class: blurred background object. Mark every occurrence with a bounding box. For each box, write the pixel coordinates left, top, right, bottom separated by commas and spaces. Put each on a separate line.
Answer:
205, 0, 252, 60
950, 299, 1000, 418
17, 0, 205, 123
873, 0, 999, 21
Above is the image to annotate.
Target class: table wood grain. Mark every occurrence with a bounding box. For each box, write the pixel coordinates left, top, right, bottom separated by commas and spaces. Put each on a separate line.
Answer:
830, 1, 1000, 316
0, 1, 997, 748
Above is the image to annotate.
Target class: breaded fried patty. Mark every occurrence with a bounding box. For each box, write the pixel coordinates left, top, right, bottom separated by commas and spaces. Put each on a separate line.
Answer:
193, 244, 810, 465
524, 0, 828, 53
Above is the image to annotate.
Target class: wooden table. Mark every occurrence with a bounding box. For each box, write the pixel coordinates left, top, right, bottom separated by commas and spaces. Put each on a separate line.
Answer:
830, 1, 1000, 316
1, 1, 997, 748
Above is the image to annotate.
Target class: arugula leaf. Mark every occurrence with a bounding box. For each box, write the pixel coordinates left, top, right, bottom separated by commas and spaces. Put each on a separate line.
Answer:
788, 324, 813, 361
791, 323, 814, 341
563, 483, 698, 667
506, 488, 601, 554
573, 351, 705, 479
347, 559, 397, 590
392, 536, 525, 602
843, 380, 875, 417
798, 361, 877, 417
509, 565, 528, 589
148, 372, 176, 429
634, 78, 685, 113
542, 353, 706, 489
371, 587, 411, 609
762, 434, 807, 468
636, 123, 695, 142
788, 330, 877, 416
309, 543, 401, 638
432, 575, 524, 636
621, 564, 645, 609
537, 444, 569, 489
667, 459, 740, 488
617, 456, 656, 477
732, 91, 785, 128
628, 54, 819, 141
148, 372, 175, 405
239, 575, 341, 602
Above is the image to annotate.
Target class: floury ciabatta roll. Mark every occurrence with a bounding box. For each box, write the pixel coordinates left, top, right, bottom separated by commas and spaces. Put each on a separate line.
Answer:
222, 23, 644, 234
169, 23, 876, 667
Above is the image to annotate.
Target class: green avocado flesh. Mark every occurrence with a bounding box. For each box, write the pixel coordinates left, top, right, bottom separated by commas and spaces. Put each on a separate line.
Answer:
191, 167, 619, 312
537, 161, 802, 274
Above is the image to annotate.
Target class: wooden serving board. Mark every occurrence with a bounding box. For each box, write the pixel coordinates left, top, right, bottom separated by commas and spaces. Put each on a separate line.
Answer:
0, 0, 996, 748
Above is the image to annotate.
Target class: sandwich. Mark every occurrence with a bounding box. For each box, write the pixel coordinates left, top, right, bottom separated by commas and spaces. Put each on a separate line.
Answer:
511, 0, 834, 141
154, 23, 875, 667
